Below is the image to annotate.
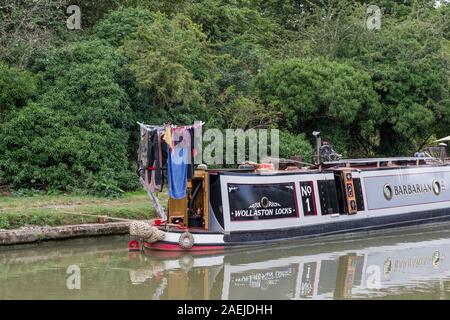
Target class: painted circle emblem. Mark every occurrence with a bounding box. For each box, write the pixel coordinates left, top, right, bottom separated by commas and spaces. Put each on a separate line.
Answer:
432, 180, 441, 195
260, 196, 270, 208
383, 184, 393, 200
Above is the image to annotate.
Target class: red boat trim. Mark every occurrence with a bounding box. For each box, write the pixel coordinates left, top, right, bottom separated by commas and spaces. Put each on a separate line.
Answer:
142, 249, 222, 258
153, 228, 223, 235
144, 241, 224, 252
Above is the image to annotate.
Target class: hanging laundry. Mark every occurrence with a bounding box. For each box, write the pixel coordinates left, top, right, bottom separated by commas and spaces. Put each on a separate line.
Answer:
167, 144, 188, 199
171, 127, 185, 146
172, 128, 194, 180
147, 130, 164, 192
138, 127, 149, 167
163, 126, 174, 151
138, 121, 204, 197
187, 128, 195, 180
172, 128, 189, 148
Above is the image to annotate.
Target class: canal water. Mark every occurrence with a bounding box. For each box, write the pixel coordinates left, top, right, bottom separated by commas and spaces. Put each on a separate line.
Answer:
1, 224, 450, 300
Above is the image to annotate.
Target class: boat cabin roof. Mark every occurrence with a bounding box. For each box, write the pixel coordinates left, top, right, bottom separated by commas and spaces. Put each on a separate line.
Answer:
323, 157, 437, 166
207, 156, 444, 175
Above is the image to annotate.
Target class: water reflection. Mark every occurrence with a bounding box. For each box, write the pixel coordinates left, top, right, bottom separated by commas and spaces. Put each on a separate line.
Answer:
1, 225, 450, 299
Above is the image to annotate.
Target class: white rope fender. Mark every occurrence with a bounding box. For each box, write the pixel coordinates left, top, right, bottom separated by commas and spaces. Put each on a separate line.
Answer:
130, 221, 165, 243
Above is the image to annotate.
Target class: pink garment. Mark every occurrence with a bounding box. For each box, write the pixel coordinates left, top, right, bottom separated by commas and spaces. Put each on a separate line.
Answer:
178, 129, 191, 148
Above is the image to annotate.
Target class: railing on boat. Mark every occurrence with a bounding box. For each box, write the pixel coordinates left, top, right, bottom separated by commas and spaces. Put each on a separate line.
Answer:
322, 157, 442, 169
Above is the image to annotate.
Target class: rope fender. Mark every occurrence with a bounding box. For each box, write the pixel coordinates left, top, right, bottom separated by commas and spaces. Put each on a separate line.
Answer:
129, 221, 165, 243
178, 231, 195, 249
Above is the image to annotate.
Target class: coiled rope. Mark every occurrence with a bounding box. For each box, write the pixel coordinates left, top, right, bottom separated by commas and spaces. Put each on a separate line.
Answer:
129, 221, 165, 243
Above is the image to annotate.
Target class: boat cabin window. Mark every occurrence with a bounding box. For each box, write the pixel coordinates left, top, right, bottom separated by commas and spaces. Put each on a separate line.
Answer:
317, 180, 339, 215
353, 178, 365, 211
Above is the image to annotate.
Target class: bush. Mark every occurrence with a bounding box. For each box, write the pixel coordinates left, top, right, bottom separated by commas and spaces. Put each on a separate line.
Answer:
279, 131, 314, 163
0, 62, 36, 116
0, 41, 137, 195
94, 8, 156, 46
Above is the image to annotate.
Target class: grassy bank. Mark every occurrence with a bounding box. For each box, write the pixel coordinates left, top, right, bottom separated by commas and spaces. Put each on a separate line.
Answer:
0, 191, 163, 230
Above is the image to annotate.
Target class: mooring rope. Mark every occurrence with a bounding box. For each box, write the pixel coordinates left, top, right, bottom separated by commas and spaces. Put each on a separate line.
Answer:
53, 210, 166, 243
52, 210, 137, 222
129, 221, 165, 243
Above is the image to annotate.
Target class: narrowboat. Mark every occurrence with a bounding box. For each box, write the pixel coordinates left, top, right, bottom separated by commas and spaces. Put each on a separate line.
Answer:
130, 123, 450, 253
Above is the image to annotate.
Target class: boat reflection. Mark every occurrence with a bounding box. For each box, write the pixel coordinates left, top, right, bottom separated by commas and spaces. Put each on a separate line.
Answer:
0, 227, 449, 299
128, 226, 450, 299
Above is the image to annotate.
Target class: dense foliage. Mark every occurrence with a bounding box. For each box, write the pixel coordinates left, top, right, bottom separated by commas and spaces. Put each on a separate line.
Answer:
254, 58, 381, 156
0, 41, 136, 196
0, 63, 36, 116
0, 0, 448, 195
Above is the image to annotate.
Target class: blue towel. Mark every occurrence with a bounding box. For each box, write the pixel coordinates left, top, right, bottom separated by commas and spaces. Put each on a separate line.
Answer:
168, 146, 188, 199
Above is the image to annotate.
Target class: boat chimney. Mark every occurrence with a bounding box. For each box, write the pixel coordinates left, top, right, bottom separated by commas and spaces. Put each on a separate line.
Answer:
312, 131, 321, 165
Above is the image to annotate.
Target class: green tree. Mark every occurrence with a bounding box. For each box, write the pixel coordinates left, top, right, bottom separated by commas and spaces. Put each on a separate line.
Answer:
94, 7, 156, 46
119, 0, 191, 16
279, 131, 314, 163
0, 0, 81, 68
254, 58, 381, 156
0, 62, 36, 116
217, 95, 279, 130
122, 13, 218, 124
188, 0, 282, 95
350, 17, 450, 155
270, 1, 449, 156
72, 0, 121, 28
188, 0, 280, 44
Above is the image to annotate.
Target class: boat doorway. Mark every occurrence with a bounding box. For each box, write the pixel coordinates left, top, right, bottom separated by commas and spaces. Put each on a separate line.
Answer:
333, 170, 358, 215
168, 169, 209, 229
